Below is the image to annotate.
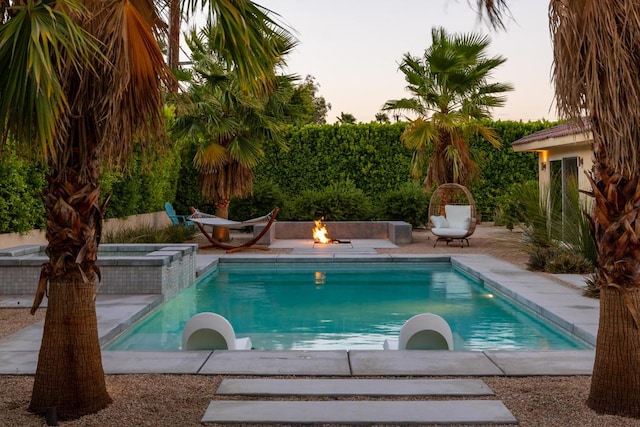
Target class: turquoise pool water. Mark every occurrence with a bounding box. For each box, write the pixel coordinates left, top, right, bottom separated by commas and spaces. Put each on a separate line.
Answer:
106, 262, 589, 351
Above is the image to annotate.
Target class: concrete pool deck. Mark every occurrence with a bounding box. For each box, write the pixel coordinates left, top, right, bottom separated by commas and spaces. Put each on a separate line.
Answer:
0, 241, 598, 377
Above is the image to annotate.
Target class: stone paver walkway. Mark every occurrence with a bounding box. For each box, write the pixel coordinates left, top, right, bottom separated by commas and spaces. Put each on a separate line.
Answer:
206, 378, 517, 425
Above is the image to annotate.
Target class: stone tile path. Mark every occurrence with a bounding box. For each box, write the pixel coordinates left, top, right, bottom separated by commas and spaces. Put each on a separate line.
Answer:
203, 378, 517, 424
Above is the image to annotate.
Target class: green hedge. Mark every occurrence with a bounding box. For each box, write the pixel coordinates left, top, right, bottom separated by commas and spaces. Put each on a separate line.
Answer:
0, 120, 555, 234
0, 154, 46, 233
255, 123, 411, 199
250, 120, 554, 221
102, 145, 182, 219
470, 120, 552, 220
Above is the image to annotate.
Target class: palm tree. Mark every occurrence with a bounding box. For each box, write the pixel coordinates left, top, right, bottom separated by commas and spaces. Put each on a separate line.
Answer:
173, 25, 295, 240
375, 112, 391, 124
476, 0, 640, 417
337, 112, 357, 124
383, 27, 513, 189
0, 0, 291, 420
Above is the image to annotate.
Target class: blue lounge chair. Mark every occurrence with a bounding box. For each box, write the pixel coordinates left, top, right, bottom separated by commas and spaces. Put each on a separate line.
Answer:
165, 202, 195, 227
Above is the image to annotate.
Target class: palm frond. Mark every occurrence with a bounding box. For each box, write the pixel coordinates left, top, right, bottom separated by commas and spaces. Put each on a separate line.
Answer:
0, 0, 97, 162
472, 0, 510, 29
194, 142, 227, 173
184, 0, 295, 94
227, 134, 264, 167
551, 1, 640, 176
384, 25, 511, 187
382, 98, 425, 116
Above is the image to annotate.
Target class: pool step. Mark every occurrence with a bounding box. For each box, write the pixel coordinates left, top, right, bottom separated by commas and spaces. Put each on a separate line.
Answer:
216, 378, 494, 396
203, 378, 517, 425
202, 400, 517, 424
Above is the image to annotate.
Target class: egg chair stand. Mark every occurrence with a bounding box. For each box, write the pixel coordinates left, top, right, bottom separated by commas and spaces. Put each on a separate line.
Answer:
427, 183, 478, 247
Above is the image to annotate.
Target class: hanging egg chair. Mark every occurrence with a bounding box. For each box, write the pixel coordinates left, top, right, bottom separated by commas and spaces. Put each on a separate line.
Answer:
427, 183, 478, 247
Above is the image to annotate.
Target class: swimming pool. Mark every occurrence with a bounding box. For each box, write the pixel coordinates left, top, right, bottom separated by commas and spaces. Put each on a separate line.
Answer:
105, 261, 590, 351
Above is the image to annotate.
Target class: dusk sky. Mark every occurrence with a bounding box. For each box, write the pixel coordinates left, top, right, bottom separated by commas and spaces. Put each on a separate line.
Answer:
257, 0, 557, 124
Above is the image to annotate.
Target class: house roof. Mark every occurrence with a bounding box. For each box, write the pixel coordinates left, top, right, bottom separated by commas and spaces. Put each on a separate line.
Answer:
512, 119, 591, 147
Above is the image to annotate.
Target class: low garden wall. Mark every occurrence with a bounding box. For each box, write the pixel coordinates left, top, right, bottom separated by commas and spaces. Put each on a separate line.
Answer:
0, 211, 170, 250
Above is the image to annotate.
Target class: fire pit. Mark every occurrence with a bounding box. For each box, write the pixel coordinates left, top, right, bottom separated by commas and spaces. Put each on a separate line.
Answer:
312, 218, 351, 245
251, 220, 413, 245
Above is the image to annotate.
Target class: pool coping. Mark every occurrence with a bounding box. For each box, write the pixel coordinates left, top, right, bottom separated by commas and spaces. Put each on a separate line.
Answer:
0, 254, 597, 377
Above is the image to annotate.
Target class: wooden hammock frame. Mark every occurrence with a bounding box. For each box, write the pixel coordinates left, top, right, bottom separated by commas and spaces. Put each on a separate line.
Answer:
189, 206, 279, 254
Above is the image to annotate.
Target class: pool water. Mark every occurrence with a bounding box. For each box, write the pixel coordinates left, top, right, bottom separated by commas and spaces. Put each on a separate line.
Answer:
105, 262, 589, 351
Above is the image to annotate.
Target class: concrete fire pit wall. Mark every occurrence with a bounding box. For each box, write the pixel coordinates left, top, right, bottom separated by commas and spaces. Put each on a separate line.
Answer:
253, 221, 412, 245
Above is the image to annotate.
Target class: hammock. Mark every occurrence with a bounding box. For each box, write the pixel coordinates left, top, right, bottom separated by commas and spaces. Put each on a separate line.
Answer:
188, 207, 279, 253
188, 210, 274, 228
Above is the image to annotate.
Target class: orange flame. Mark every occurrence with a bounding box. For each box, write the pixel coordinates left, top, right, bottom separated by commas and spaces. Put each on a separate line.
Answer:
313, 218, 330, 243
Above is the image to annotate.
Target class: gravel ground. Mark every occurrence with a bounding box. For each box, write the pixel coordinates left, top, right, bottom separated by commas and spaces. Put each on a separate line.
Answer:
2, 225, 637, 426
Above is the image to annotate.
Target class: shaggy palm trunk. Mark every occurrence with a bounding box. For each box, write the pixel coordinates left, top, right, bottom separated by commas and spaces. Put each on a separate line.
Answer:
587, 143, 640, 416
167, 0, 180, 92
589, 287, 640, 415
214, 199, 230, 241
29, 153, 111, 419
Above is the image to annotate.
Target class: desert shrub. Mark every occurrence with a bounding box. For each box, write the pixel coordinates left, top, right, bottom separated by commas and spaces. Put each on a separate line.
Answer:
526, 246, 594, 274
545, 251, 594, 274
102, 223, 196, 244
376, 181, 428, 227
494, 180, 539, 230
583, 273, 600, 298
526, 247, 556, 271
288, 179, 373, 220
519, 178, 596, 274
229, 180, 287, 220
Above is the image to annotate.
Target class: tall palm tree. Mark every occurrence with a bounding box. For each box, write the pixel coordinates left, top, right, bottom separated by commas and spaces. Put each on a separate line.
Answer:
477, 0, 640, 417
0, 0, 290, 420
336, 112, 357, 124
173, 25, 295, 240
384, 27, 513, 189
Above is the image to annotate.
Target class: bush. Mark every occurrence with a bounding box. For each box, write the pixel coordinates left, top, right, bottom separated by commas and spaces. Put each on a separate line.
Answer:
583, 273, 600, 298
102, 223, 197, 244
526, 246, 594, 274
0, 155, 45, 233
229, 180, 287, 220
518, 178, 596, 274
288, 179, 373, 220
526, 247, 555, 271
494, 180, 539, 230
376, 181, 428, 227
545, 251, 594, 274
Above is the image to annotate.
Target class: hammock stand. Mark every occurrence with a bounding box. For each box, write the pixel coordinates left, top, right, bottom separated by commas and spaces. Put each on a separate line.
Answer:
189, 207, 279, 254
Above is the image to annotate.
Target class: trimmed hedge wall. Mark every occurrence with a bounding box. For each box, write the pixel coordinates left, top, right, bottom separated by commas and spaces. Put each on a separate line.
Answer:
0, 154, 46, 233
250, 120, 554, 221
0, 120, 555, 233
255, 123, 411, 199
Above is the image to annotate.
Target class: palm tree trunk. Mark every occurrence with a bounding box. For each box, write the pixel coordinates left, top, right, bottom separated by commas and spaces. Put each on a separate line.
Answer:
588, 286, 640, 416
214, 199, 230, 241
586, 140, 640, 416
29, 279, 111, 419
167, 0, 180, 92
29, 156, 111, 419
